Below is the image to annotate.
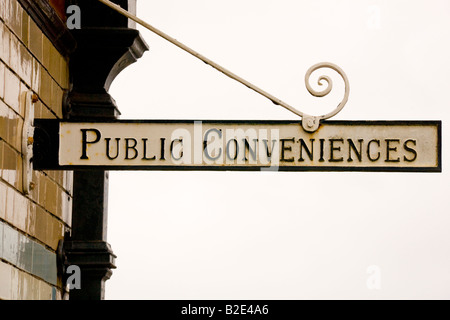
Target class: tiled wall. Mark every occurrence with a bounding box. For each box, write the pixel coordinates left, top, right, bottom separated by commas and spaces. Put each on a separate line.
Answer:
0, 0, 72, 300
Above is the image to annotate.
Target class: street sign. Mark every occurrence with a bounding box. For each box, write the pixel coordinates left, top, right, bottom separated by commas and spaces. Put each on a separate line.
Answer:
33, 119, 441, 172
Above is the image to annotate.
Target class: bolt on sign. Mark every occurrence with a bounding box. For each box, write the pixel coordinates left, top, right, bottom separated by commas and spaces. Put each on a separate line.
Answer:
33, 119, 441, 172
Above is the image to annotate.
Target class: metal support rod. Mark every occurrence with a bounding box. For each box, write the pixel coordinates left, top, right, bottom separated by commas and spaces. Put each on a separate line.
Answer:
96, 0, 350, 133
96, 0, 306, 118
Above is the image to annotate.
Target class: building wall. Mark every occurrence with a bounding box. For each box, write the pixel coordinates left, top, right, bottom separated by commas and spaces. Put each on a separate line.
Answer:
0, 0, 72, 300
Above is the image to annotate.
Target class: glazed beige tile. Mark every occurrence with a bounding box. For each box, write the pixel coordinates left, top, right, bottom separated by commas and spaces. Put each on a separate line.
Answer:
33, 99, 43, 118
1, 0, 10, 27
62, 171, 70, 195
6, 0, 21, 40
0, 100, 8, 141
39, 280, 52, 300
18, 271, 33, 300
0, 21, 11, 64
13, 112, 23, 152
56, 86, 64, 118
34, 205, 48, 244
29, 170, 40, 203
21, 8, 29, 46
28, 18, 42, 63
55, 187, 62, 219
62, 171, 71, 192
30, 275, 40, 300
41, 35, 51, 73
0, 261, 12, 300
0, 60, 4, 99
40, 105, 56, 119
54, 215, 64, 242
3, 107, 19, 153
4, 66, 20, 113
51, 82, 59, 116
31, 58, 40, 94
53, 171, 63, 188
48, 216, 63, 250
24, 273, 34, 300
0, 180, 6, 220
59, 171, 67, 188
0, 141, 3, 179
51, 80, 63, 118
61, 191, 72, 226
39, 67, 51, 109
45, 178, 57, 215
46, 169, 55, 181
13, 191, 27, 232
19, 81, 28, 118
14, 147, 22, 191
6, 108, 16, 148
9, 33, 20, 75
5, 183, 15, 223
2, 0, 12, 27
3, 143, 18, 188
10, 263, 19, 300
0, 0, 5, 21
48, 45, 60, 84
37, 173, 46, 208
19, 43, 32, 87
46, 216, 56, 250
27, 201, 36, 236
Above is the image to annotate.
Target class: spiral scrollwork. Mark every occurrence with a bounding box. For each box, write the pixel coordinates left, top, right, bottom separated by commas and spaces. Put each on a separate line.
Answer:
302, 62, 350, 132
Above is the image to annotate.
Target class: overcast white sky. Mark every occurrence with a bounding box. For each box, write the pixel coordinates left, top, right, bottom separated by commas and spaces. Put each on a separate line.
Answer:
105, 0, 450, 299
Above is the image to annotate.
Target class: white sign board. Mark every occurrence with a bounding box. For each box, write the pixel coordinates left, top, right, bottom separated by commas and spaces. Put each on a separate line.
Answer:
47, 120, 441, 172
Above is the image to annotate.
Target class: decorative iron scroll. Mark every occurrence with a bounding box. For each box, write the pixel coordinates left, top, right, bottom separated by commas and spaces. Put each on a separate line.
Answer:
302, 62, 350, 132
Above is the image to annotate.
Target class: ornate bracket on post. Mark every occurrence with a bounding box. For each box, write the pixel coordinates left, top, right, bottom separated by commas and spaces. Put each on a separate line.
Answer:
63, 0, 149, 300
64, 28, 148, 119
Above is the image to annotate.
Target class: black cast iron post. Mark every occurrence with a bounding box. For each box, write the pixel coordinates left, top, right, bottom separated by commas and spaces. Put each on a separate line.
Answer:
62, 0, 148, 300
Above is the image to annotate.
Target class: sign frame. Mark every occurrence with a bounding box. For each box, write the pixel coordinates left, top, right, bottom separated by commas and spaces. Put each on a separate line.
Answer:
33, 119, 442, 173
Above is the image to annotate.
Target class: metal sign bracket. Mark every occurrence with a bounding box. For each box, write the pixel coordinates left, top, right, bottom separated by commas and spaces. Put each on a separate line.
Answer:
21, 91, 37, 195
96, 0, 349, 133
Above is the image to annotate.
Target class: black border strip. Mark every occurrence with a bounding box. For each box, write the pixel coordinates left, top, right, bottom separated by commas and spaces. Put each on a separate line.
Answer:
47, 119, 441, 125
33, 119, 442, 173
